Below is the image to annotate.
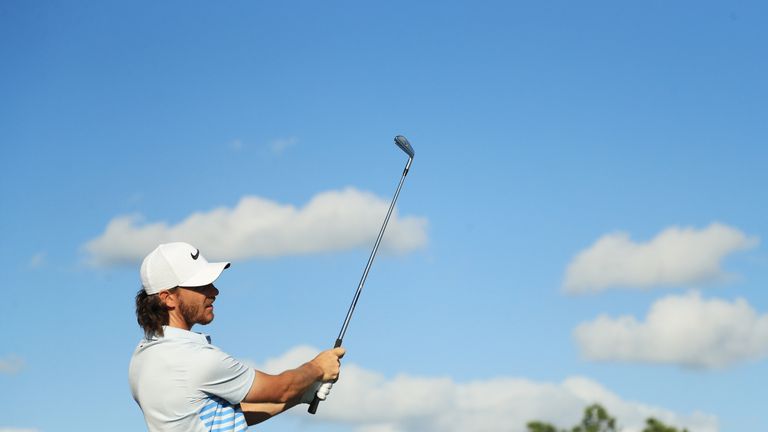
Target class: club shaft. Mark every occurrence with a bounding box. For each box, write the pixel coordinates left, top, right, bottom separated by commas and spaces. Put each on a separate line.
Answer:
309, 138, 415, 415
336, 159, 411, 344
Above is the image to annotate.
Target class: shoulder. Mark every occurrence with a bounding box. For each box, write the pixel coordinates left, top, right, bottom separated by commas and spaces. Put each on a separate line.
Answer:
190, 343, 243, 370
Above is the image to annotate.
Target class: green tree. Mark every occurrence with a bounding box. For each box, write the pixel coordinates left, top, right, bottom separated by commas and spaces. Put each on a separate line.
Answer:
527, 421, 563, 432
642, 417, 689, 432
571, 404, 618, 432
526, 404, 692, 432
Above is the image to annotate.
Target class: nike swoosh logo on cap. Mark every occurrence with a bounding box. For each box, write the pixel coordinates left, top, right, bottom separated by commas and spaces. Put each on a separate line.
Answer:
191, 249, 200, 260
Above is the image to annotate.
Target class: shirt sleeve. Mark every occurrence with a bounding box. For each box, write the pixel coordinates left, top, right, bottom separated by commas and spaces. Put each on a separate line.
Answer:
189, 345, 256, 405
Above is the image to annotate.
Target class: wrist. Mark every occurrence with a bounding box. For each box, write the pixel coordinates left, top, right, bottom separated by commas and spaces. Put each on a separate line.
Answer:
305, 360, 324, 382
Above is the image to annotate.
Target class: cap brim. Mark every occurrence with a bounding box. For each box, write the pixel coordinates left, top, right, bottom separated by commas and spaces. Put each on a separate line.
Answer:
179, 262, 230, 288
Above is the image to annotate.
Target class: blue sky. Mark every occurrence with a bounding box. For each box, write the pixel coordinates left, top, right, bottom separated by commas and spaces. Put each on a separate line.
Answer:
2, 1, 767, 431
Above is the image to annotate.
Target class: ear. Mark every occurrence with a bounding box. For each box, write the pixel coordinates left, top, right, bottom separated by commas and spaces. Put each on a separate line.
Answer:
158, 290, 179, 309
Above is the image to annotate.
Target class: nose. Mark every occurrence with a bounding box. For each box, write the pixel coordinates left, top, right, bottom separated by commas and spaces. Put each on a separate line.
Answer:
205, 284, 219, 297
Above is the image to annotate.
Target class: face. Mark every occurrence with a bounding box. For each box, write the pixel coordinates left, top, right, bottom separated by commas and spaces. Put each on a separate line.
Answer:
172, 284, 219, 329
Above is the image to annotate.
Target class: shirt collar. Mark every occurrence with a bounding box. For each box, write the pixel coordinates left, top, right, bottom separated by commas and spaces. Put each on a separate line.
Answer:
155, 326, 212, 344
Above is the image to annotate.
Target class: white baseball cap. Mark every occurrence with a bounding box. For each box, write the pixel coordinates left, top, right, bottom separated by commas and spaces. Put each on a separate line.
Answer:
140, 242, 230, 295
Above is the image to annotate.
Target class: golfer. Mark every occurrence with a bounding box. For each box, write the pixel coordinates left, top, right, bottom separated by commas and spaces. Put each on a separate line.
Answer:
129, 242, 345, 431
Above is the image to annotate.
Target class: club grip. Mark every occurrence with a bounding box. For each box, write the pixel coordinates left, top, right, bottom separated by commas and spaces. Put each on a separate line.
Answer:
308, 395, 321, 414
307, 338, 343, 415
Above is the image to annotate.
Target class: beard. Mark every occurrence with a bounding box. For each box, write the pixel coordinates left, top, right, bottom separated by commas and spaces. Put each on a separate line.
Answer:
179, 298, 213, 326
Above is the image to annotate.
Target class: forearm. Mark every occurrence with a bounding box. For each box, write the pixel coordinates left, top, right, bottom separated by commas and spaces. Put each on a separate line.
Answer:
243, 362, 323, 404
240, 364, 317, 425
241, 346, 344, 413
275, 362, 323, 402
241, 400, 300, 426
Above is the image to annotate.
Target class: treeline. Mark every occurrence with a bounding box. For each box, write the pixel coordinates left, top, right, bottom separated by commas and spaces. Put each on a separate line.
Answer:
527, 404, 690, 432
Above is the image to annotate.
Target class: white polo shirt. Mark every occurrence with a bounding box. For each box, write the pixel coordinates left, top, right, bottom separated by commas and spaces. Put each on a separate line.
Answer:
129, 326, 255, 432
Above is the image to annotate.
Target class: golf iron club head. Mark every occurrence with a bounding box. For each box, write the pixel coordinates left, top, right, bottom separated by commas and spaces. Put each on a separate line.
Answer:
394, 135, 415, 159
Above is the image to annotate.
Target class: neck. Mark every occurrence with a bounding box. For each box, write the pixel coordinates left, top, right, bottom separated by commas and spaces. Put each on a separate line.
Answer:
167, 310, 191, 331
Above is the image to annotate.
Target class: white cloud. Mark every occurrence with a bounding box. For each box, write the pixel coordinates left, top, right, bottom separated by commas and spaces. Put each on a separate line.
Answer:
563, 223, 758, 293
27, 252, 46, 269
253, 346, 717, 432
230, 138, 244, 151
0, 355, 24, 375
83, 187, 427, 266
574, 291, 768, 369
269, 136, 298, 154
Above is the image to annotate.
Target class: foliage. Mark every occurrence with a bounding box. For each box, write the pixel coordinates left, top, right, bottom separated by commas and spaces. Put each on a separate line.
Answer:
526, 421, 562, 432
571, 404, 618, 432
642, 417, 690, 432
525, 404, 691, 432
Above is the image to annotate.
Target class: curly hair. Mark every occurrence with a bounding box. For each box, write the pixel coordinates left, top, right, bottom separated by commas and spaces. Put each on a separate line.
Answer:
135, 288, 176, 338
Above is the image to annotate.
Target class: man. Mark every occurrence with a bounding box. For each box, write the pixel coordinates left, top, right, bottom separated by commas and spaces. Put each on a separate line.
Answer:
129, 242, 345, 431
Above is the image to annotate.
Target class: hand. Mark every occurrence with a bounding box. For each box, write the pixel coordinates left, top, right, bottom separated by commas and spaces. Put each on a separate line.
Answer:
301, 381, 333, 404
310, 347, 346, 382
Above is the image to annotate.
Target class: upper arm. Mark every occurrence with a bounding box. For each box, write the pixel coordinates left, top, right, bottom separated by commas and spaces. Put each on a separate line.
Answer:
189, 346, 255, 405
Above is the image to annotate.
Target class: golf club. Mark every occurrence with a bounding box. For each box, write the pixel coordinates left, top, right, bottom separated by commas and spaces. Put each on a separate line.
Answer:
308, 135, 415, 414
